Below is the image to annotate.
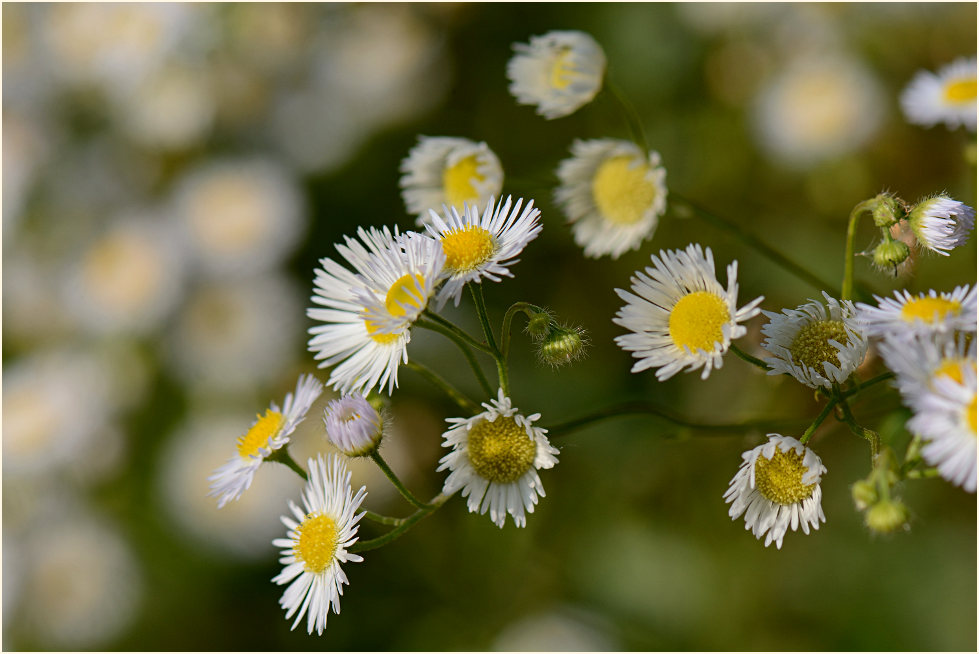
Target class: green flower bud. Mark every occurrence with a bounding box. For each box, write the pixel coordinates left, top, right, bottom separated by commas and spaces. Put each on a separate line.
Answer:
865, 500, 910, 534
871, 193, 902, 228
872, 239, 911, 273
525, 311, 554, 342
538, 324, 589, 368
851, 480, 878, 511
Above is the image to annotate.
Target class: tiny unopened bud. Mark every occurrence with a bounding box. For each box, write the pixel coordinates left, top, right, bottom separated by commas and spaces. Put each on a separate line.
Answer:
871, 194, 902, 228
324, 393, 384, 457
865, 500, 910, 534
872, 239, 911, 273
851, 480, 878, 511
525, 311, 553, 342
538, 324, 589, 368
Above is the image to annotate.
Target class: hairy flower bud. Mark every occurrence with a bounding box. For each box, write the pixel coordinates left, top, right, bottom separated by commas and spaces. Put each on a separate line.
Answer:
865, 500, 910, 534
851, 479, 878, 511
872, 239, 911, 273
538, 324, 589, 368
871, 193, 902, 228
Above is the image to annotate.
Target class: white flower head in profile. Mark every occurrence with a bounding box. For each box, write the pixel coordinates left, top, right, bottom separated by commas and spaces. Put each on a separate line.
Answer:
724, 434, 827, 549
399, 136, 503, 226
554, 138, 667, 259
323, 392, 384, 457
900, 56, 977, 131
613, 243, 763, 381
906, 195, 976, 256
507, 30, 606, 120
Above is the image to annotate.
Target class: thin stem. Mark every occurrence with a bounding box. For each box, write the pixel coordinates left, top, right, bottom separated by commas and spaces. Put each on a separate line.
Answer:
799, 398, 838, 445
671, 194, 837, 294
348, 492, 453, 553
415, 317, 494, 397
469, 283, 510, 396
730, 343, 771, 371
370, 451, 432, 511
363, 510, 404, 526
405, 360, 480, 414
267, 448, 308, 482
844, 371, 896, 398
606, 78, 649, 157
905, 468, 941, 480
843, 199, 875, 301
546, 400, 798, 438
420, 312, 494, 354
501, 302, 544, 359
833, 383, 880, 462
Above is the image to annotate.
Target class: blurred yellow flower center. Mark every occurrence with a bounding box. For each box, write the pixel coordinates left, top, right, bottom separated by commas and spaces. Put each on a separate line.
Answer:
237, 409, 284, 458
592, 156, 656, 225
669, 291, 729, 352
82, 232, 164, 311
441, 225, 495, 272
364, 273, 427, 344
944, 77, 977, 103
967, 394, 977, 436
549, 48, 578, 90
790, 320, 849, 371
443, 155, 484, 208
754, 447, 815, 505
901, 296, 961, 323
467, 416, 536, 484
934, 358, 969, 385
295, 513, 338, 574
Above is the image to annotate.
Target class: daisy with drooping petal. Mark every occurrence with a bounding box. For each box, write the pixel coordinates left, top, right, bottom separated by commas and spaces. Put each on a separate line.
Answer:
724, 434, 827, 549
273, 454, 367, 635
906, 195, 976, 256
876, 331, 976, 409
507, 30, 606, 120
554, 139, 668, 259
761, 292, 868, 389
437, 388, 559, 528
613, 243, 764, 381
900, 56, 977, 131
307, 226, 445, 395
209, 374, 324, 508
323, 392, 385, 457
855, 285, 977, 340
425, 195, 541, 308
907, 372, 977, 492
399, 136, 504, 226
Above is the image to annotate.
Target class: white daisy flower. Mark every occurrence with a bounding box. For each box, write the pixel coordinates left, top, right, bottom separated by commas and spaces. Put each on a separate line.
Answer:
907, 372, 977, 492
855, 285, 977, 339
900, 56, 977, 131
876, 331, 976, 411
613, 243, 764, 381
323, 393, 384, 457
724, 434, 827, 549
554, 138, 668, 259
208, 374, 324, 508
307, 226, 445, 395
273, 454, 367, 635
437, 388, 559, 528
399, 136, 504, 226
506, 30, 606, 120
907, 195, 976, 256
761, 292, 868, 389
425, 195, 542, 308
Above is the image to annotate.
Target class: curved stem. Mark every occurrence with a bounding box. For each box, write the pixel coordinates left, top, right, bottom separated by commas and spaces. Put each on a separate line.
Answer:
348, 492, 453, 553
501, 302, 544, 359
370, 451, 432, 510
833, 383, 880, 463
606, 78, 649, 157
469, 284, 510, 397
420, 312, 494, 354
405, 360, 480, 414
363, 510, 404, 526
842, 199, 875, 301
671, 194, 837, 294
799, 398, 837, 445
415, 317, 494, 397
844, 371, 895, 398
730, 343, 771, 371
267, 448, 308, 482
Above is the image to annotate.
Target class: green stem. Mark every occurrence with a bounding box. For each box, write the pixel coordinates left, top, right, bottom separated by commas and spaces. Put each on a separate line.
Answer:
905, 468, 941, 480
405, 360, 480, 414
501, 302, 544, 359
420, 312, 494, 354
842, 199, 875, 301
606, 79, 649, 157
363, 510, 404, 526
266, 448, 308, 481
546, 401, 798, 438
415, 317, 494, 397
370, 451, 432, 511
672, 194, 837, 294
730, 343, 771, 371
833, 383, 880, 462
348, 492, 453, 553
469, 284, 510, 397
844, 371, 895, 398
799, 398, 838, 445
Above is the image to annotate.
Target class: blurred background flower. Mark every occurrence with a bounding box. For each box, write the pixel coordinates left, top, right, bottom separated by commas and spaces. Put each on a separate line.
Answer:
3, 3, 975, 650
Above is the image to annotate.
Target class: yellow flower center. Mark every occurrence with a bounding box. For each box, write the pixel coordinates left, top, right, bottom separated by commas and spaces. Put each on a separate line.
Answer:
364, 273, 427, 344
934, 358, 969, 385
441, 225, 496, 273
668, 291, 730, 352
442, 155, 485, 208
967, 394, 977, 436
900, 296, 961, 324
295, 513, 338, 574
549, 48, 578, 90
944, 77, 977, 103
467, 416, 537, 484
591, 156, 657, 225
754, 447, 815, 505
789, 319, 849, 371
236, 409, 284, 458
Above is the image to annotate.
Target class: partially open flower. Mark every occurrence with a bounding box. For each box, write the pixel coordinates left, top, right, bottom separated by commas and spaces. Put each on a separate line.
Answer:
324, 393, 384, 457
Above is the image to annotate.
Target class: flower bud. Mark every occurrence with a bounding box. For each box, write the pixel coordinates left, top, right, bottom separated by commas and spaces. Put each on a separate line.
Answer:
872, 239, 911, 273
906, 195, 976, 256
871, 194, 902, 228
865, 500, 910, 534
525, 311, 554, 342
851, 479, 878, 511
538, 324, 588, 368
323, 393, 384, 457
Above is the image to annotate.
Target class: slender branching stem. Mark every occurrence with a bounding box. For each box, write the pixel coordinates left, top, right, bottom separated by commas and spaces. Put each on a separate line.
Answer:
370, 451, 433, 511
842, 199, 876, 301
606, 78, 649, 158
833, 383, 880, 463
415, 317, 494, 397
501, 301, 544, 359
362, 510, 404, 526
469, 283, 510, 397
799, 398, 838, 445
405, 360, 480, 414
348, 492, 454, 553
730, 343, 771, 371
267, 448, 308, 482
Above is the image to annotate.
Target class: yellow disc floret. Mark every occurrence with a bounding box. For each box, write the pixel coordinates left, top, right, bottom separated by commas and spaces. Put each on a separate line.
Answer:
295, 513, 339, 574
668, 291, 730, 352
754, 447, 816, 505
467, 416, 537, 484
966, 394, 977, 437
789, 319, 849, 371
934, 358, 969, 385
237, 409, 284, 458
442, 155, 485, 208
901, 296, 961, 324
385, 273, 427, 317
591, 156, 657, 225
441, 225, 496, 273
944, 76, 977, 103
549, 48, 578, 90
